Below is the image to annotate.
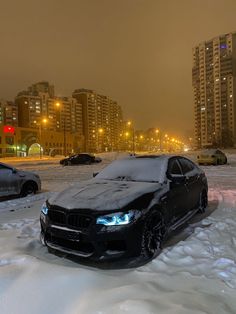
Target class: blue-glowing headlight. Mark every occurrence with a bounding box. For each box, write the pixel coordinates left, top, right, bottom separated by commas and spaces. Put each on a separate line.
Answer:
96, 211, 134, 226
41, 202, 48, 215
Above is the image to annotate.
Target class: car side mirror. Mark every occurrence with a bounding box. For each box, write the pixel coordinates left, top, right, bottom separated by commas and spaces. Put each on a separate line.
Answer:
12, 168, 17, 174
93, 172, 99, 177
168, 173, 186, 184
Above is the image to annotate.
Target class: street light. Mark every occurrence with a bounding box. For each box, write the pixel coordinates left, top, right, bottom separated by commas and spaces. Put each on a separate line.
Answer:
39, 118, 47, 159
55, 101, 66, 156
98, 128, 104, 152
127, 121, 135, 155
155, 129, 162, 151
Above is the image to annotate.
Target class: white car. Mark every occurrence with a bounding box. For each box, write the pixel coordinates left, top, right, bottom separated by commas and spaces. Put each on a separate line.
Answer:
0, 162, 41, 197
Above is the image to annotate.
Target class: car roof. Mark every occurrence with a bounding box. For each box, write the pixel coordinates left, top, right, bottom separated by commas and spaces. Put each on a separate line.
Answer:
134, 154, 183, 160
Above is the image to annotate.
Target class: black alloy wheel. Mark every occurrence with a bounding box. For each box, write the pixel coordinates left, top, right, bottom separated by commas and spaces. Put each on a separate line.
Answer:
141, 212, 163, 259
20, 181, 37, 197
198, 190, 208, 213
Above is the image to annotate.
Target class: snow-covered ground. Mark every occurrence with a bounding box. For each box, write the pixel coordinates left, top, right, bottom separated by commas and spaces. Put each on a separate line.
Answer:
1, 152, 236, 314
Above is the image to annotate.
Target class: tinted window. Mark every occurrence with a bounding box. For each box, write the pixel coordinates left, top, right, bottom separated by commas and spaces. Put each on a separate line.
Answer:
168, 159, 182, 175
178, 158, 195, 174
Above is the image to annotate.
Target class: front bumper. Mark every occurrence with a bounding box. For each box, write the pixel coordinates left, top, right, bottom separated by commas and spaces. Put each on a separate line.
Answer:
40, 212, 143, 261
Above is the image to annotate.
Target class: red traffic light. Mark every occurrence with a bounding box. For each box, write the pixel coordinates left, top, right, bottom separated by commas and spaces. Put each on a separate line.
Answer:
3, 125, 15, 134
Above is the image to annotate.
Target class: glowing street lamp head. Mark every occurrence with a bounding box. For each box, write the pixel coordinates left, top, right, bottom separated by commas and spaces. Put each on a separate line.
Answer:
155, 129, 159, 134
125, 132, 129, 137
127, 121, 132, 126
98, 128, 104, 134
55, 102, 61, 107
42, 118, 47, 124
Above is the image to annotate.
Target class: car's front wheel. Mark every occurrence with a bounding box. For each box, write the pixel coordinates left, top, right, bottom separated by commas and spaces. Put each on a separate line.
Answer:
198, 189, 208, 213
141, 211, 163, 259
20, 181, 37, 197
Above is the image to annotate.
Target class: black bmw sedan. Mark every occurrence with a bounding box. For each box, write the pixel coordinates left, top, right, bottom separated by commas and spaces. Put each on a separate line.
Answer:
40, 155, 208, 262
60, 153, 102, 166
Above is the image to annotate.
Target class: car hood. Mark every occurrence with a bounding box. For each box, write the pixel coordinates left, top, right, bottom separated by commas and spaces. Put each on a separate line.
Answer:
48, 179, 162, 211
17, 169, 40, 179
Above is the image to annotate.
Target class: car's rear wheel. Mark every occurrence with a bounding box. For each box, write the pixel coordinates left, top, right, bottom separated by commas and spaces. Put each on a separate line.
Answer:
198, 189, 208, 213
141, 212, 163, 259
20, 181, 37, 197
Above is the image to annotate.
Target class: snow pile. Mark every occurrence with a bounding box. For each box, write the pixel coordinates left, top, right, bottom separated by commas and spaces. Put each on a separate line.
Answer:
0, 153, 236, 313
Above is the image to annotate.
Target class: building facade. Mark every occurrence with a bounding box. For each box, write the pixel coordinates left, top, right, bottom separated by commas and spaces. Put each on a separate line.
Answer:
0, 100, 18, 127
1, 82, 123, 156
192, 32, 236, 148
15, 82, 84, 152
0, 125, 82, 158
72, 89, 123, 152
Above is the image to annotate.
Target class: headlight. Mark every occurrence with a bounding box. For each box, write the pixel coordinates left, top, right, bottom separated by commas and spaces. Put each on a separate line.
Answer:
96, 211, 134, 226
41, 202, 48, 215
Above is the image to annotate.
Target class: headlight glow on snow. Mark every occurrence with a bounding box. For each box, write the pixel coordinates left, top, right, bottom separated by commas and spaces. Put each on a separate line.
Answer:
96, 212, 134, 226
41, 202, 48, 215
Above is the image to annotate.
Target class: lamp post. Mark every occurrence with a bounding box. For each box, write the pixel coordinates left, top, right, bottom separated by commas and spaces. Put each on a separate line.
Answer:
39, 118, 47, 159
127, 121, 135, 155
98, 128, 104, 152
56, 102, 66, 156
125, 132, 129, 151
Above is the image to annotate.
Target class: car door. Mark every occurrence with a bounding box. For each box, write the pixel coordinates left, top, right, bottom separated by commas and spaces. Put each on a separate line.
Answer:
0, 165, 19, 196
79, 154, 92, 164
70, 155, 80, 164
166, 157, 189, 219
178, 157, 200, 211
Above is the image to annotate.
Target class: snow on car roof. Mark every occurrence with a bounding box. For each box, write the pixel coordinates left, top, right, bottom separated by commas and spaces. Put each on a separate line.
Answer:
96, 155, 169, 183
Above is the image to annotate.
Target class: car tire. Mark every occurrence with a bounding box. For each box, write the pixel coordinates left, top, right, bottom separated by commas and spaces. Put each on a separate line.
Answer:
140, 211, 163, 259
20, 181, 37, 197
225, 157, 227, 164
198, 189, 208, 213
63, 161, 68, 166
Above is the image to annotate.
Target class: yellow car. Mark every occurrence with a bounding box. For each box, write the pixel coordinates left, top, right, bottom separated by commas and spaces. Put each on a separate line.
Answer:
197, 149, 227, 165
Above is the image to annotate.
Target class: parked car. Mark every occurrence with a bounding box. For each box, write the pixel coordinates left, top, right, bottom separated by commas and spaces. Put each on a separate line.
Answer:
60, 153, 102, 166
41, 155, 208, 262
197, 149, 227, 165
0, 162, 41, 197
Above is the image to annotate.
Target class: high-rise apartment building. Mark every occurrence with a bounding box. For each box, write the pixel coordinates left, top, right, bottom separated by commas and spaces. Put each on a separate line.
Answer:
72, 89, 123, 152
0, 101, 18, 126
192, 32, 236, 148
16, 82, 83, 136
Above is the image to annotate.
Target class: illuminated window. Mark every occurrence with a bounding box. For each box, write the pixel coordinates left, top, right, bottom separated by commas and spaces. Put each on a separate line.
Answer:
5, 136, 14, 145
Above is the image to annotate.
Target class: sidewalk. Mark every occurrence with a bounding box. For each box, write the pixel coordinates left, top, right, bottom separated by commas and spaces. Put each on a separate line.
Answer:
0, 156, 62, 164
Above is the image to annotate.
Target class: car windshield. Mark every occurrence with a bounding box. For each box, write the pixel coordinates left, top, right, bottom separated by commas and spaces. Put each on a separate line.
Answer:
96, 157, 167, 183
